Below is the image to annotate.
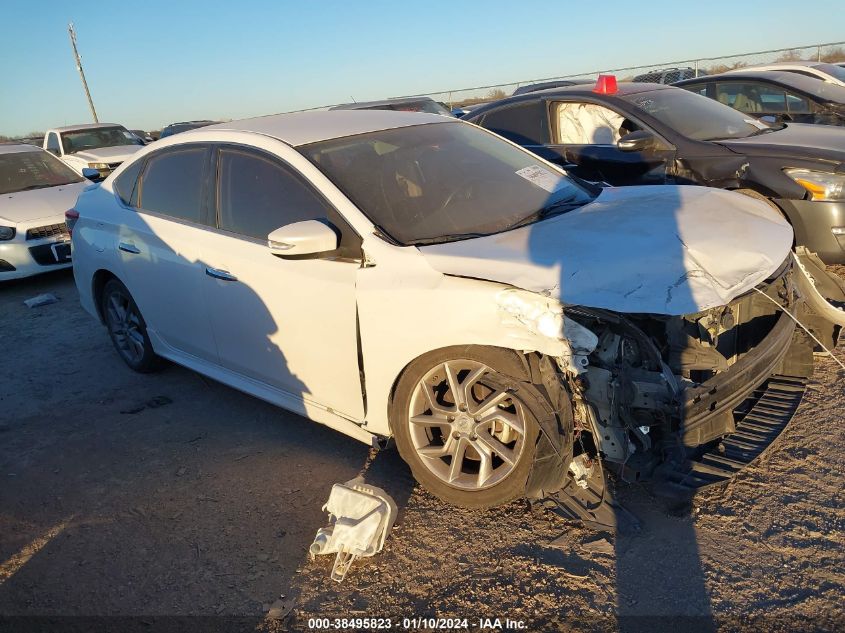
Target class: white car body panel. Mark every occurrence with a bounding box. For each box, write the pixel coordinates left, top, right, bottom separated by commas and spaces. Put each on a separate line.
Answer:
418, 186, 793, 315
114, 211, 218, 362
70, 113, 798, 445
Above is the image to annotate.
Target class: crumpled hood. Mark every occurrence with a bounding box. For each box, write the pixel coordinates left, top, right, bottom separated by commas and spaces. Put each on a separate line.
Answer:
69, 145, 142, 163
0, 182, 88, 224
418, 186, 793, 316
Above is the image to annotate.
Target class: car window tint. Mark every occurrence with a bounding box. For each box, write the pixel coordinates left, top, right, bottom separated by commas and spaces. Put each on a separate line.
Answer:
477, 101, 549, 145
139, 147, 208, 223
786, 92, 812, 113
113, 159, 144, 206
554, 102, 626, 144
46, 133, 60, 154
216, 149, 361, 258
684, 83, 708, 96
716, 82, 786, 114
217, 149, 335, 239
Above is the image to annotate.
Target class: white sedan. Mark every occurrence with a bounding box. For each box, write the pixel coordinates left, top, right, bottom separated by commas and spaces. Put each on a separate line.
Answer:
0, 144, 90, 280
68, 111, 831, 507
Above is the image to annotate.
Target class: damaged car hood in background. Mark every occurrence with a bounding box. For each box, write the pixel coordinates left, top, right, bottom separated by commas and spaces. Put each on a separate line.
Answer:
419, 186, 793, 315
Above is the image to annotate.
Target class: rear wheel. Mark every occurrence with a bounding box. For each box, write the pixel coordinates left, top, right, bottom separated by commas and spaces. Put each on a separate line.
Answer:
391, 348, 556, 508
101, 279, 162, 373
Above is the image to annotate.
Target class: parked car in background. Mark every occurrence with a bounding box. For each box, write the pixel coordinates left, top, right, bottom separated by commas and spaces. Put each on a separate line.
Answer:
465, 78, 845, 264
0, 144, 89, 280
43, 124, 145, 180
159, 120, 220, 139
633, 67, 698, 84
512, 79, 592, 95
330, 97, 452, 116
129, 129, 154, 144
676, 71, 845, 126
720, 61, 845, 87
451, 101, 494, 117
70, 111, 837, 508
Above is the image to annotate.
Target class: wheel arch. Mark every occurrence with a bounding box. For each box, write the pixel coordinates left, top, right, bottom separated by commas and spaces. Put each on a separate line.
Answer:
91, 269, 123, 324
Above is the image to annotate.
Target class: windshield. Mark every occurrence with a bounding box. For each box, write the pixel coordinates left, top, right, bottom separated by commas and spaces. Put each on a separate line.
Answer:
622, 88, 767, 140
0, 150, 83, 194
60, 127, 143, 154
300, 122, 595, 245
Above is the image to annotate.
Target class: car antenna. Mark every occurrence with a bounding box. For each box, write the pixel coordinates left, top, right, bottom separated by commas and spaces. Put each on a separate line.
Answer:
350, 96, 357, 103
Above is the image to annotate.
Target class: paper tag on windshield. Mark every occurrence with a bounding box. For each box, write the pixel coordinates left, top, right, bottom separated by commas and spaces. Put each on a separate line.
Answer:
744, 118, 768, 130
515, 165, 565, 193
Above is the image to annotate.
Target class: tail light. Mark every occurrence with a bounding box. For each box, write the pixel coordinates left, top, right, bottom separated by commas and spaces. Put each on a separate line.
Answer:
594, 74, 618, 94
65, 209, 80, 237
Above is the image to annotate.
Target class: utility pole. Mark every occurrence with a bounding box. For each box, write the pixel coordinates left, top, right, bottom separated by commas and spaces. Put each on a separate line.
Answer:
67, 23, 98, 123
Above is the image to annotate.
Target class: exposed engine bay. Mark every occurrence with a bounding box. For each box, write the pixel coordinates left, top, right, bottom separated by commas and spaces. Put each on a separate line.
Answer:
560, 257, 832, 489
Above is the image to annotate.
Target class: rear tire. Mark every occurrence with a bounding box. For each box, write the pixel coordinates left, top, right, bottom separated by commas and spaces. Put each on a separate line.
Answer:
101, 279, 163, 373
390, 347, 557, 508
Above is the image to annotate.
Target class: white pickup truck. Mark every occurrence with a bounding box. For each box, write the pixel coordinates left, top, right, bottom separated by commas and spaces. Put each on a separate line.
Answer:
43, 123, 145, 179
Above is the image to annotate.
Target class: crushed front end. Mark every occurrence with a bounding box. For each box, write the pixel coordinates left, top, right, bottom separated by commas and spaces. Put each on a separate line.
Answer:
560, 256, 828, 501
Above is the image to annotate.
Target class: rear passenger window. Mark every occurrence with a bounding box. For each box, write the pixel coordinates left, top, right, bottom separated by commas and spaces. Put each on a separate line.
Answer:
217, 148, 361, 257
113, 159, 143, 207
139, 147, 208, 223
478, 101, 550, 145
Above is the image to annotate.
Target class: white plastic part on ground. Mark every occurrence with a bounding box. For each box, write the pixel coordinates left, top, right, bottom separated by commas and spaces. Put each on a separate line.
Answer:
309, 478, 398, 582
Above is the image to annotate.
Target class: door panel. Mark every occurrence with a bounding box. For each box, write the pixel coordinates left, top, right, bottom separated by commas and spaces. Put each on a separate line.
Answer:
116, 212, 216, 361
202, 234, 365, 420
115, 145, 216, 362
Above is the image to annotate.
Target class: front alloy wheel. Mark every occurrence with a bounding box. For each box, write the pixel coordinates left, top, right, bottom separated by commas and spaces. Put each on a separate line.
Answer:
392, 349, 544, 508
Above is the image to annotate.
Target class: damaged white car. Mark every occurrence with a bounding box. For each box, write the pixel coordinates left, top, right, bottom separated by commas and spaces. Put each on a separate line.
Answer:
68, 111, 843, 509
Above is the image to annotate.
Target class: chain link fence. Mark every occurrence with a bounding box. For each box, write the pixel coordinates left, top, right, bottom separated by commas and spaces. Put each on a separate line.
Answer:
290, 41, 845, 112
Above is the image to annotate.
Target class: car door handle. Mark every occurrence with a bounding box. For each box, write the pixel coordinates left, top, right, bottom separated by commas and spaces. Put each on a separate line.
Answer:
205, 267, 238, 282
118, 242, 140, 254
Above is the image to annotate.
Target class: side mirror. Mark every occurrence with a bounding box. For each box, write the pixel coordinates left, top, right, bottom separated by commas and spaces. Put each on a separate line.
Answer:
617, 130, 657, 152
760, 115, 777, 124
267, 220, 338, 257
81, 167, 101, 181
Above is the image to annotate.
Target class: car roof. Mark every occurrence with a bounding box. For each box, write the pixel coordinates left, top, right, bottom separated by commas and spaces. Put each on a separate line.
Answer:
164, 120, 218, 127
0, 143, 46, 155
738, 61, 824, 69
329, 97, 441, 111
512, 79, 592, 95
465, 82, 671, 118
675, 70, 845, 98
201, 110, 453, 146
50, 123, 124, 133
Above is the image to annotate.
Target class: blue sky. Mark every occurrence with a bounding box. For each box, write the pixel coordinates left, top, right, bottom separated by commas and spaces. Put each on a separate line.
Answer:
2, 0, 844, 136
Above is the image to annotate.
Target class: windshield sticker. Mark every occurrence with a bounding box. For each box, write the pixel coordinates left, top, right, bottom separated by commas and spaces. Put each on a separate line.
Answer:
744, 118, 768, 130
515, 165, 566, 193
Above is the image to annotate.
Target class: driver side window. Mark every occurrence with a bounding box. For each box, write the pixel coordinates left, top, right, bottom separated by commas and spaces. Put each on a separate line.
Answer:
216, 148, 362, 258
553, 102, 633, 145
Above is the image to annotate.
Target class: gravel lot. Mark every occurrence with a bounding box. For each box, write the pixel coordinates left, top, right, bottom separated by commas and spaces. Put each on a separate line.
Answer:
1, 269, 843, 632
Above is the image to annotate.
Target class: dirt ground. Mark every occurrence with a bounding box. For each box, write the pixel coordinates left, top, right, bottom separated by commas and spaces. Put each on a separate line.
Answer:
1, 269, 843, 633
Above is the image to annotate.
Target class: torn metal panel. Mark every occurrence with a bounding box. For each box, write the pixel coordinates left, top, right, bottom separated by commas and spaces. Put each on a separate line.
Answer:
418, 185, 793, 315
